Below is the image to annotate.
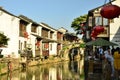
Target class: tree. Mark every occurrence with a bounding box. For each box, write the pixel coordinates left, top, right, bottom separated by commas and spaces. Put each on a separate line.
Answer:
0, 32, 9, 47
71, 14, 87, 35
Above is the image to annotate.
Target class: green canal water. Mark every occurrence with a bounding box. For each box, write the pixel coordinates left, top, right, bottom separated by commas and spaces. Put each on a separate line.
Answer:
0, 59, 84, 80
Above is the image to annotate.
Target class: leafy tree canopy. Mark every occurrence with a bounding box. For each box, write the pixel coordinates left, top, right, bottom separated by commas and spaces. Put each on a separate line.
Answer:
71, 14, 87, 31
71, 14, 88, 42
0, 32, 9, 47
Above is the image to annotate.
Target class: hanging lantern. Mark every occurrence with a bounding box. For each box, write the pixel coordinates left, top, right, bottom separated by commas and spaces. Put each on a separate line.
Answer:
36, 37, 41, 47
23, 31, 29, 39
91, 33, 96, 38
45, 43, 49, 48
100, 4, 120, 19
90, 30, 98, 38
90, 25, 105, 39
93, 26, 104, 33
35, 41, 40, 47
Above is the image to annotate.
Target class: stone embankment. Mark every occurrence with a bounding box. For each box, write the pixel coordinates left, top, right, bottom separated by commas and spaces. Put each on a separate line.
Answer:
0, 56, 81, 75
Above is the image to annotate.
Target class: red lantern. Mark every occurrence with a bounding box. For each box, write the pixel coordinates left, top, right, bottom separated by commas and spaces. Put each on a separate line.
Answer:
23, 31, 29, 39
93, 26, 104, 33
100, 4, 120, 19
91, 33, 96, 38
90, 26, 104, 39
45, 43, 49, 48
35, 41, 40, 47
91, 30, 98, 38
101, 27, 104, 32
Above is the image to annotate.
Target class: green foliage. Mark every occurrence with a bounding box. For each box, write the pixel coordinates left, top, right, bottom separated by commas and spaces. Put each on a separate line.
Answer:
0, 32, 9, 47
80, 43, 86, 48
71, 14, 88, 42
71, 14, 87, 31
0, 63, 6, 68
0, 63, 6, 73
62, 46, 68, 50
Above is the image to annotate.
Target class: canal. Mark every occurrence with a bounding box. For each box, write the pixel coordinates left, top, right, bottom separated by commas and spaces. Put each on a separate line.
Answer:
0, 59, 84, 80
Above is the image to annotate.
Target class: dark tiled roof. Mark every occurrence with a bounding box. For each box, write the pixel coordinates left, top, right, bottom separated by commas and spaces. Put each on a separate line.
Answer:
0, 7, 18, 17
40, 22, 57, 30
19, 15, 39, 25
65, 32, 77, 37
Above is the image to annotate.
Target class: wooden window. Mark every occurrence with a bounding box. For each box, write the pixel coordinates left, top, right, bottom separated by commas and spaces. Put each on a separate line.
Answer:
88, 17, 93, 27
19, 20, 28, 37
50, 32, 53, 39
95, 16, 102, 25
24, 41, 27, 48
95, 16, 109, 26
42, 28, 49, 38
31, 24, 37, 33
50, 44, 52, 50
103, 18, 109, 26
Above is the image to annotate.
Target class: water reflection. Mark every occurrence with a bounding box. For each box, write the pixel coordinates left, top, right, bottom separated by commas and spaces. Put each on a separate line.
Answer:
0, 59, 84, 80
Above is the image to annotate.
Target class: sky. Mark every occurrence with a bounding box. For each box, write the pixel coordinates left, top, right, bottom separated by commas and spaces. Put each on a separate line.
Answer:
0, 0, 108, 33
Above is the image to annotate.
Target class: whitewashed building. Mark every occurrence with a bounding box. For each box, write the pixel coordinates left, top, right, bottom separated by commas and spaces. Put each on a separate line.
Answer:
0, 7, 64, 59
39, 23, 63, 58
0, 7, 77, 59
18, 15, 63, 59
0, 7, 20, 58
109, 0, 120, 46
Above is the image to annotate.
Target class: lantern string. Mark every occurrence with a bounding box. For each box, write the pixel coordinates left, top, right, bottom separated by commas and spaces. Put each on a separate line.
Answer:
104, 0, 112, 5
109, 0, 112, 4
104, 0, 107, 4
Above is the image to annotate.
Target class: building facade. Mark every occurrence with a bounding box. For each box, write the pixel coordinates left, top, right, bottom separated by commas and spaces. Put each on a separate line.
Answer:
86, 0, 120, 46
0, 7, 20, 57
0, 7, 79, 59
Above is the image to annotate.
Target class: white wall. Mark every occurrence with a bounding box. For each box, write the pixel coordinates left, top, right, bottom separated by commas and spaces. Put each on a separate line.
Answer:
110, 0, 120, 47
0, 10, 20, 57
30, 35, 36, 57
0, 10, 62, 58
49, 42, 57, 55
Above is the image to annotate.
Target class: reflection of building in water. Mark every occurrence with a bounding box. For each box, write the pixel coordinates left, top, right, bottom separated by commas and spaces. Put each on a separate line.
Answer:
32, 75, 35, 80
80, 59, 84, 75
20, 70, 26, 80
57, 67, 62, 80
49, 68, 57, 80
69, 61, 78, 73
0, 60, 84, 80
